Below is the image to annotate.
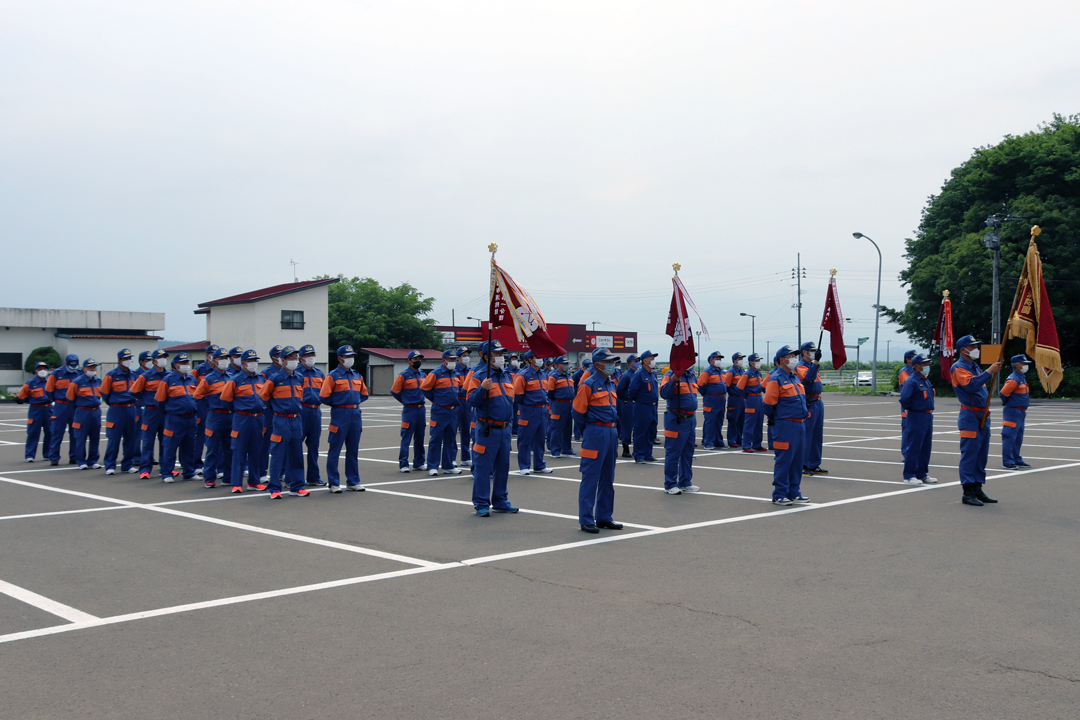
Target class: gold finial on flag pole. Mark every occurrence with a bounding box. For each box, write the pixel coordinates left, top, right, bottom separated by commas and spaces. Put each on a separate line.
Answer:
488, 243, 498, 257
672, 262, 681, 277
830, 268, 837, 276
943, 290, 950, 297
1031, 225, 1041, 237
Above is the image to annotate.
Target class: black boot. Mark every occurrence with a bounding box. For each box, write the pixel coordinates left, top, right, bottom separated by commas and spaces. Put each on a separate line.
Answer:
974, 485, 998, 503
962, 484, 983, 506
621, 443, 632, 458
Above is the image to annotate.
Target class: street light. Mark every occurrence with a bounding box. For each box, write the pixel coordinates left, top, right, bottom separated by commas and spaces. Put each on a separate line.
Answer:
740, 313, 756, 355
466, 316, 483, 327
852, 232, 882, 394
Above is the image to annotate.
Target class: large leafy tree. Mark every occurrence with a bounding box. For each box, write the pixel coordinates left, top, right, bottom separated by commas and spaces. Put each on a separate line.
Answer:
883, 114, 1080, 365
318, 275, 442, 351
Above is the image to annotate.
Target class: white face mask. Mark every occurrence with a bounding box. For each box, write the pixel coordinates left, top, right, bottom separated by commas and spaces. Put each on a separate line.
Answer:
285, 360, 299, 370
232, 357, 242, 367
215, 359, 228, 370
141, 361, 152, 370
967, 348, 980, 360
510, 360, 519, 368
36, 369, 47, 378
1020, 364, 1029, 374
734, 359, 743, 368
154, 358, 167, 369
445, 361, 455, 372
751, 361, 761, 370
712, 359, 723, 368
342, 357, 355, 369
785, 358, 798, 371
120, 359, 132, 369
460, 356, 471, 365
302, 357, 315, 368
177, 364, 191, 375
244, 361, 259, 372
643, 359, 653, 370
491, 356, 506, 369
85, 369, 97, 378
919, 365, 930, 376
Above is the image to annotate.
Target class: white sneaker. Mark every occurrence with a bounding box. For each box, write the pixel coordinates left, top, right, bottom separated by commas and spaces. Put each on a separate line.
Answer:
78, 464, 88, 470
105, 468, 115, 476
329, 485, 342, 493
399, 467, 411, 473
518, 469, 531, 476
194, 469, 204, 478
664, 487, 682, 495
126, 467, 137, 474
243, 470, 249, 477
903, 478, 923, 485
259, 475, 270, 483
429, 469, 439, 477
681, 484, 700, 493
534, 468, 554, 474
461, 460, 473, 468
444, 468, 462, 475
163, 475, 174, 484
25, 458, 34, 463
91, 463, 103, 469
921, 476, 938, 484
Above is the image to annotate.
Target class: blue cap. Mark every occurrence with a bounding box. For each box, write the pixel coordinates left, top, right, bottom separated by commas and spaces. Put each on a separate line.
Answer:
337, 345, 356, 357
65, 354, 79, 365
455, 346, 470, 357
582, 358, 592, 367
152, 349, 170, 359
774, 345, 797, 363
441, 349, 455, 359
592, 348, 616, 363
625, 354, 638, 363
206, 344, 221, 356
904, 349, 918, 360
269, 345, 283, 358
117, 348, 133, 360
553, 356, 567, 365
299, 344, 316, 356
732, 352, 746, 361
523, 350, 535, 360
241, 349, 260, 362
172, 352, 190, 365
748, 353, 762, 362
34, 361, 49, 369
479, 340, 506, 354
229, 346, 244, 357
955, 334, 981, 350
281, 345, 298, 357
800, 342, 816, 353
138, 350, 152, 362
1011, 354, 1029, 364
212, 347, 229, 360
406, 350, 424, 360
639, 350, 656, 361
912, 354, 931, 365
708, 351, 724, 361
82, 358, 98, 368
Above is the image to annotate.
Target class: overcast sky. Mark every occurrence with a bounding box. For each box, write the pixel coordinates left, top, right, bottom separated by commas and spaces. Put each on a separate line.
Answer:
3, 1, 1077, 363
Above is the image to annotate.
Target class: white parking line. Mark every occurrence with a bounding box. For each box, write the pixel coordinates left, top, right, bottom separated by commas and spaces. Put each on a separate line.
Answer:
0, 578, 99, 624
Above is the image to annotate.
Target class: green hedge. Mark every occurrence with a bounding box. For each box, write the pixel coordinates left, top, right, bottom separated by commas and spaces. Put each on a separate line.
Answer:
24, 347, 61, 374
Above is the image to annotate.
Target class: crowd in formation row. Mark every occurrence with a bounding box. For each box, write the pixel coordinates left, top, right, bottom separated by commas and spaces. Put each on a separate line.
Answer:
14, 333, 1033, 523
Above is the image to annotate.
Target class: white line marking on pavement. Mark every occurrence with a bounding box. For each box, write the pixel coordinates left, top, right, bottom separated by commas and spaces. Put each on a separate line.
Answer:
0, 506, 132, 522
0, 578, 99, 624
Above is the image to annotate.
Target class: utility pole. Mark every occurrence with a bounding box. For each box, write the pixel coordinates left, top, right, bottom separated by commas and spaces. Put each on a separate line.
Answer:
792, 254, 805, 348
290, 259, 299, 283
452, 309, 455, 327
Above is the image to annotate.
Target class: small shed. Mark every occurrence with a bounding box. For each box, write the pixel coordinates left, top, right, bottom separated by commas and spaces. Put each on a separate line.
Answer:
359, 348, 445, 395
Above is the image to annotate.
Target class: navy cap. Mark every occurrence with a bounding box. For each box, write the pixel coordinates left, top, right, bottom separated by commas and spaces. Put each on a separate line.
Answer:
299, 344, 316, 356
732, 352, 746, 361
172, 352, 190, 365
34, 361, 49, 369
212, 347, 229, 360
912, 354, 931, 365
639, 350, 656, 361
774, 345, 797, 363
592, 348, 616, 363
800, 341, 817, 353
241, 349, 260, 362
336, 345, 356, 357
206, 344, 221, 356
229, 346, 244, 356
82, 358, 98, 368
269, 345, 283, 358
955, 334, 981, 350
626, 354, 639, 363
582, 359, 592, 367
553, 356, 567, 365
748, 353, 762, 362
480, 340, 506, 354
708, 351, 724, 361
117, 348, 133, 360
152, 349, 170, 359
65, 354, 79, 365
904, 349, 918, 360
441, 349, 455, 359
523, 350, 535, 360
407, 350, 424, 360
455, 346, 470, 357
1011, 354, 1029, 364
138, 350, 153, 362
281, 345, 298, 358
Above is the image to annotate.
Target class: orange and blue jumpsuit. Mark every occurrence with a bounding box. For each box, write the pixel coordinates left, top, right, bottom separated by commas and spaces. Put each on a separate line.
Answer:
421, 365, 460, 471
154, 370, 199, 480
513, 366, 549, 472
627, 368, 659, 462
45, 362, 81, 464
737, 367, 765, 451
897, 363, 913, 392
193, 369, 233, 485
723, 365, 745, 448
571, 365, 590, 441
899, 371, 935, 480
221, 371, 268, 489
101, 365, 140, 472
132, 365, 167, 475
319, 364, 369, 488
616, 365, 636, 447
573, 370, 619, 526
191, 358, 214, 469
696, 365, 727, 449
257, 364, 281, 481
951, 357, 993, 487
298, 364, 326, 484
66, 371, 102, 466
259, 368, 306, 494
466, 364, 516, 511
452, 358, 472, 465
999, 369, 1030, 467
547, 368, 576, 458
660, 369, 698, 491
17, 375, 53, 461
763, 368, 807, 502
796, 360, 824, 471
391, 367, 427, 470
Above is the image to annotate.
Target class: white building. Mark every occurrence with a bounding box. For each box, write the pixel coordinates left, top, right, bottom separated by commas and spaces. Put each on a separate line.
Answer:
0, 307, 165, 387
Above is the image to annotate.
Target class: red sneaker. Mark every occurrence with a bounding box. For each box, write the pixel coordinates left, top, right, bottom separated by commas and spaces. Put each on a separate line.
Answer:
139, 472, 150, 479
269, 492, 283, 500
250, 483, 267, 491
288, 489, 310, 497
230, 486, 243, 494
742, 449, 754, 453
204, 480, 216, 488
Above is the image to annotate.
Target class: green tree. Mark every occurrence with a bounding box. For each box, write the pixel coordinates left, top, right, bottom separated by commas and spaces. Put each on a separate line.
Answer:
319, 275, 442, 351
24, 346, 61, 373
883, 114, 1080, 365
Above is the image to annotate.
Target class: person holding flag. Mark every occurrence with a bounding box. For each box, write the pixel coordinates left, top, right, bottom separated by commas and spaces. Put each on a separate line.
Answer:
466, 340, 518, 516
796, 341, 828, 476
659, 363, 699, 495
951, 335, 1003, 506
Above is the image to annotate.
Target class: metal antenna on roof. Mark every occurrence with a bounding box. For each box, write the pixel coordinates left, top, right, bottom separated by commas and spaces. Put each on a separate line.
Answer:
290, 259, 299, 283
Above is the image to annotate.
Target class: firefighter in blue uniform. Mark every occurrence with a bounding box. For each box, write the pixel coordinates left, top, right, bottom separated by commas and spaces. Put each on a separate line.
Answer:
627, 350, 659, 463
465, 340, 519, 516
155, 352, 199, 482
547, 356, 576, 458
514, 350, 552, 475
45, 353, 81, 466
571, 358, 592, 441
391, 350, 427, 472
697, 351, 727, 449
764, 346, 810, 505
193, 348, 234, 488
16, 361, 53, 462
221, 350, 268, 492
132, 350, 169, 478
295, 344, 326, 486
453, 347, 473, 468
795, 342, 828, 476
898, 353, 936, 485
898, 349, 917, 389
319, 345, 369, 492
100, 348, 140, 475
617, 354, 638, 457
226, 346, 244, 377
421, 349, 463, 476
738, 353, 766, 452
574, 348, 623, 533
950, 335, 1003, 506
257, 345, 284, 484
723, 353, 746, 448
67, 358, 103, 469
191, 344, 220, 474
134, 350, 153, 456
1000, 353, 1032, 470
507, 353, 521, 437
259, 346, 310, 499
659, 362, 699, 495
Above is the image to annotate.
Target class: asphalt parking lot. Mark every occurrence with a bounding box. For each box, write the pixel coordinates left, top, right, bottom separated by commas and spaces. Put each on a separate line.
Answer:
1, 395, 1079, 719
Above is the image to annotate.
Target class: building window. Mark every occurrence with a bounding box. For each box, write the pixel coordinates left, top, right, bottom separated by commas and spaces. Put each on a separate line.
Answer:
0, 352, 22, 371
281, 310, 305, 330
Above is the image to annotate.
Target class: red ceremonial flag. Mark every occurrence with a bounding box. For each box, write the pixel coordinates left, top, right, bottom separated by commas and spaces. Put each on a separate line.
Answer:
819, 274, 847, 370
489, 260, 566, 358
1006, 228, 1062, 393
666, 276, 709, 377
933, 292, 954, 380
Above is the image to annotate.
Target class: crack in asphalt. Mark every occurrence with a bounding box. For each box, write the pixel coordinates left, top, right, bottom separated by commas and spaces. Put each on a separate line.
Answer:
994, 663, 1080, 683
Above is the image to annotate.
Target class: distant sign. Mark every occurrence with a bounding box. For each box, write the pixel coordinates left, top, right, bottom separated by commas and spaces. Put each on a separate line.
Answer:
595, 335, 614, 349
857, 337, 869, 346
624, 337, 635, 348
441, 331, 456, 345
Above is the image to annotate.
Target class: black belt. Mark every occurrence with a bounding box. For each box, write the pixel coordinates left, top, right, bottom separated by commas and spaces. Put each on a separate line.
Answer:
275, 412, 299, 418
111, 403, 136, 407
236, 411, 262, 417
477, 417, 509, 428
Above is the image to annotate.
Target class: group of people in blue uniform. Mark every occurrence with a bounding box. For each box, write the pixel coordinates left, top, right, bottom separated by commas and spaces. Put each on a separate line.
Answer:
16, 344, 370, 500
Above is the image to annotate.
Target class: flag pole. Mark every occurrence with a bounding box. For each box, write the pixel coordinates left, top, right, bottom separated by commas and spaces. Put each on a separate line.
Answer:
817, 268, 834, 356
673, 262, 682, 424
485, 242, 498, 437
